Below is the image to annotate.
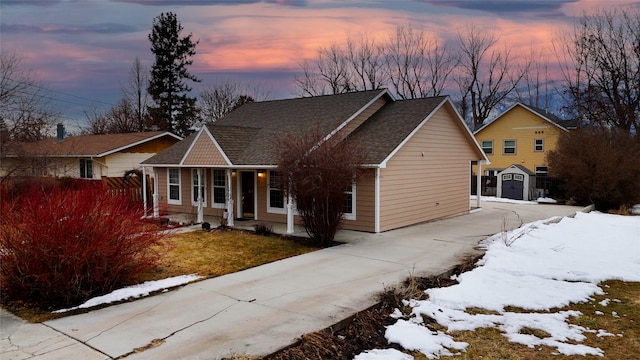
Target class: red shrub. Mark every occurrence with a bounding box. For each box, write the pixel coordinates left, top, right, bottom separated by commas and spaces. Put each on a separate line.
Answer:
0, 183, 164, 309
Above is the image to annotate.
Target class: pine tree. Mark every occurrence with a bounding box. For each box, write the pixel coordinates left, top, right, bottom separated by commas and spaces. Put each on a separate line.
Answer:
147, 12, 200, 136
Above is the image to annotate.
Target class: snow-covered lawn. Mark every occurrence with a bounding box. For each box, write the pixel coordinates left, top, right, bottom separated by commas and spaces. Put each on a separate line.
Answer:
356, 211, 640, 359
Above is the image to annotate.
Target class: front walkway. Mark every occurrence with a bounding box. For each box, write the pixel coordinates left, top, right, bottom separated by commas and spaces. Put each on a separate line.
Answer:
1, 201, 585, 360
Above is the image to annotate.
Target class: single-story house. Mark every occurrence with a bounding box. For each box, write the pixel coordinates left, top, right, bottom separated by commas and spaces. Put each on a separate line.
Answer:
142, 89, 489, 233
0, 126, 182, 179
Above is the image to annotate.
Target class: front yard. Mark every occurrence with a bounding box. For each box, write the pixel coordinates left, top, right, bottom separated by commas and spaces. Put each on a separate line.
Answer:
2, 228, 319, 323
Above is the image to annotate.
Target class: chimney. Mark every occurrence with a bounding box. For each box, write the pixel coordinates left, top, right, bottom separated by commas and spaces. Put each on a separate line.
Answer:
56, 123, 65, 143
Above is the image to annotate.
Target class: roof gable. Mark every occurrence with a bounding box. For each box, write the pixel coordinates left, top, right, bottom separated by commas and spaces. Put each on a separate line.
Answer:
474, 103, 573, 134
181, 127, 231, 166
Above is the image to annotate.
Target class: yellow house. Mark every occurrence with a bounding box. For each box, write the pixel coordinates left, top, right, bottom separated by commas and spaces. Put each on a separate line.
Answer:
472, 103, 576, 200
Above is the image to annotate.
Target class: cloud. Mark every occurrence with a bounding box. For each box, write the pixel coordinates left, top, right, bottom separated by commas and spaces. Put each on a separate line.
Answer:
0, 0, 65, 6
1, 23, 139, 35
423, 0, 578, 17
111, 0, 307, 6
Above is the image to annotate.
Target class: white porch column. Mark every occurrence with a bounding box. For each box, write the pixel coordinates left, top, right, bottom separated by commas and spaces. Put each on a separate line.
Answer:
142, 166, 148, 217
286, 193, 294, 234
226, 168, 234, 227
196, 168, 204, 223
153, 169, 159, 217
476, 161, 483, 209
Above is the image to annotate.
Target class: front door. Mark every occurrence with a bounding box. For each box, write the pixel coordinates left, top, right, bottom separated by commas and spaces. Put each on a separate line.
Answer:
241, 171, 255, 218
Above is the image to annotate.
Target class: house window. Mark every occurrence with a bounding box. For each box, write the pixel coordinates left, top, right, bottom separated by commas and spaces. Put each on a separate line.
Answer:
535, 138, 544, 152
343, 183, 356, 220
481, 140, 493, 155
79, 159, 93, 179
503, 140, 516, 154
192, 169, 206, 206
212, 169, 226, 207
168, 168, 181, 205
268, 170, 285, 210
535, 166, 549, 175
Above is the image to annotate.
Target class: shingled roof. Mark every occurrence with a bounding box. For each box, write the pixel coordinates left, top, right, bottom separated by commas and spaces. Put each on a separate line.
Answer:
6, 131, 181, 157
144, 89, 390, 166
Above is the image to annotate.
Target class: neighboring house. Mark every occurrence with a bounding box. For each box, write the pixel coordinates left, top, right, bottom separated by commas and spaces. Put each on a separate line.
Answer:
472, 103, 577, 200
142, 89, 488, 233
0, 127, 182, 179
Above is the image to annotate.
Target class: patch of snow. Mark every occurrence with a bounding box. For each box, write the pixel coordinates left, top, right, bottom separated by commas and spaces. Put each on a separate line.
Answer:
612, 311, 619, 318
53, 274, 202, 313
599, 299, 610, 307
595, 311, 604, 315
470, 195, 537, 205
390, 308, 404, 319
385, 319, 467, 359
357, 211, 640, 358
597, 329, 615, 337
353, 348, 414, 360
630, 204, 640, 215
537, 197, 558, 203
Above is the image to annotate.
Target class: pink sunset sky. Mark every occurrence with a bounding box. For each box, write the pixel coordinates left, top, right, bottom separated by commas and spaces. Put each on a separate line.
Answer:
1, 0, 637, 128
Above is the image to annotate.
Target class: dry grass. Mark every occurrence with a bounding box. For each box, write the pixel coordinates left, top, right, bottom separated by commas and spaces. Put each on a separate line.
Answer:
442, 280, 640, 359
4, 229, 318, 322
134, 229, 317, 282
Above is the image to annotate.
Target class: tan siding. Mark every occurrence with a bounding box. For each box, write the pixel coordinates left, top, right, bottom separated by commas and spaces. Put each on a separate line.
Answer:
183, 133, 227, 166
380, 106, 476, 232
104, 153, 155, 177
333, 97, 387, 142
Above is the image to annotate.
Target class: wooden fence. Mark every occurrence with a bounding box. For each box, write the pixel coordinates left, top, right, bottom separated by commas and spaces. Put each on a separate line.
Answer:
102, 175, 153, 208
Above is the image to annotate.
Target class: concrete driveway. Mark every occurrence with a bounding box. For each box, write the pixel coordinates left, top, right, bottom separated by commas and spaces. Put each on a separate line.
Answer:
1, 201, 584, 359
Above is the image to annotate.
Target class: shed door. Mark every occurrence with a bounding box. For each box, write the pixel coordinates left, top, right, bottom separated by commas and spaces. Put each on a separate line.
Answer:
502, 173, 524, 200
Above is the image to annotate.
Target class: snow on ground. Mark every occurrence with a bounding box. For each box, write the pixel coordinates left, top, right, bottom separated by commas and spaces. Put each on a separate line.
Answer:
470, 195, 537, 205
356, 211, 640, 359
53, 274, 202, 313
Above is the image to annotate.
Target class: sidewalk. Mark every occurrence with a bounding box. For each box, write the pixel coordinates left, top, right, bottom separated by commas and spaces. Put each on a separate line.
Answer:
1, 201, 585, 359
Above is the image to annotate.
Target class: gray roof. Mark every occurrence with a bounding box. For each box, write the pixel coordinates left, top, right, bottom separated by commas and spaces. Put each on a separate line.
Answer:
143, 90, 463, 167
211, 89, 388, 165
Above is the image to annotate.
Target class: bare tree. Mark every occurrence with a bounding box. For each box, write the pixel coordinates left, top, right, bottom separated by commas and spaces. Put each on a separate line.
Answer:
122, 57, 149, 132
345, 35, 387, 91
512, 48, 554, 110
558, 8, 640, 137
84, 99, 139, 135
384, 25, 457, 99
0, 53, 59, 142
276, 128, 364, 246
455, 25, 528, 128
198, 78, 270, 124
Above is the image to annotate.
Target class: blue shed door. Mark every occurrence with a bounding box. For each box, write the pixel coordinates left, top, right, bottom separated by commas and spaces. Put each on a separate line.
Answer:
502, 173, 524, 200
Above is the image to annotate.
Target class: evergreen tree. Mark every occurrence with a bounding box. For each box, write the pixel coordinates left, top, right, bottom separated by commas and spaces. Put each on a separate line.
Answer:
147, 12, 200, 136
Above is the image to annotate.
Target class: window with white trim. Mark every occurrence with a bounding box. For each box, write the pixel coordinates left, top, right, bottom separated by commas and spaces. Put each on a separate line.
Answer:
343, 183, 356, 220
212, 169, 226, 208
534, 138, 544, 152
268, 170, 285, 212
481, 140, 493, 155
168, 168, 181, 205
79, 159, 93, 179
191, 169, 206, 206
503, 140, 516, 154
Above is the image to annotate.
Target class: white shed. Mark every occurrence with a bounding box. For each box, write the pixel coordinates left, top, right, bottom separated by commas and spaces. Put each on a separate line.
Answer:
497, 164, 536, 201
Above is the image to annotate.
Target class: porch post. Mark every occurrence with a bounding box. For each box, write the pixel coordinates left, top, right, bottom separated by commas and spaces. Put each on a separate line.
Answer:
153, 169, 159, 217
476, 161, 483, 209
226, 168, 234, 227
196, 168, 204, 223
286, 193, 294, 234
142, 166, 148, 217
